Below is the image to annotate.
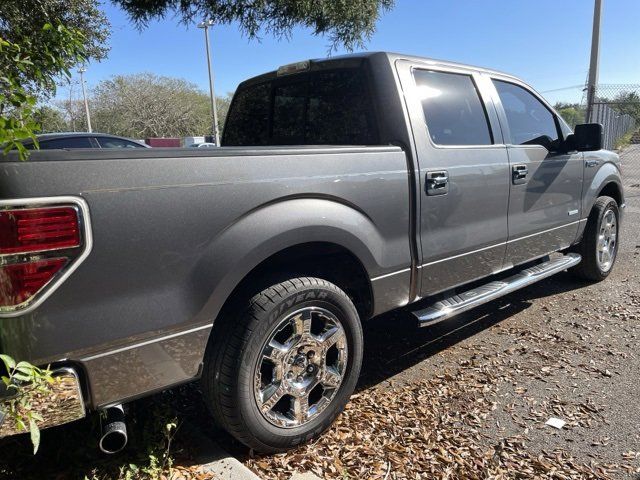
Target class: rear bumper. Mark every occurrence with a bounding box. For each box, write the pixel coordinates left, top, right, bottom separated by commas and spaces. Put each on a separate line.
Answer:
0, 368, 85, 438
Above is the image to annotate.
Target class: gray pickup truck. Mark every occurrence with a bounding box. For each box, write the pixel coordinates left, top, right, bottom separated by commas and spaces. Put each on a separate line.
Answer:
0, 52, 624, 454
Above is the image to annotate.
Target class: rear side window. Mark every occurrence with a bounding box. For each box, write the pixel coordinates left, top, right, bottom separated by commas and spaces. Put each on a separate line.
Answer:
223, 68, 378, 146
414, 70, 493, 146
38, 137, 94, 149
492, 80, 559, 145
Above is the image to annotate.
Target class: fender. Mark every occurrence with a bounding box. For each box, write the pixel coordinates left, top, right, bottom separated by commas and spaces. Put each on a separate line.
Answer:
188, 196, 400, 328
578, 151, 624, 240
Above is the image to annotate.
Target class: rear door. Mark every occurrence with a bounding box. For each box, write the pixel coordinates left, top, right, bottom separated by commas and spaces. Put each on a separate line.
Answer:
490, 78, 583, 267
396, 61, 511, 297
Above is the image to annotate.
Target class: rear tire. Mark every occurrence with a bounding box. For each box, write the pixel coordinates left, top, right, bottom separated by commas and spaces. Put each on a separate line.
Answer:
201, 277, 363, 453
570, 196, 619, 282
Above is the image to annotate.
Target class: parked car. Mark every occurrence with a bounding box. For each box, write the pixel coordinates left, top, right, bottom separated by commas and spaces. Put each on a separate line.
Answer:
189, 142, 217, 148
21, 132, 150, 149
0, 52, 624, 454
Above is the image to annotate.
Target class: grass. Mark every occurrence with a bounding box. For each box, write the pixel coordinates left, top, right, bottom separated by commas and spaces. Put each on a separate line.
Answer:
614, 128, 638, 150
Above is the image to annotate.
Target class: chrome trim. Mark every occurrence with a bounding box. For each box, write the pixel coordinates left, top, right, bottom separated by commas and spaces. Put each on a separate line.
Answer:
505, 220, 580, 244
418, 221, 581, 270
80, 323, 212, 362
370, 267, 412, 282
0, 367, 86, 438
0, 196, 93, 318
568, 209, 579, 216
420, 241, 506, 268
413, 253, 582, 326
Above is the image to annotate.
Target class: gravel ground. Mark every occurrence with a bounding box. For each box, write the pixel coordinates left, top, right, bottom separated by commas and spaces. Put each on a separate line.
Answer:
242, 192, 640, 479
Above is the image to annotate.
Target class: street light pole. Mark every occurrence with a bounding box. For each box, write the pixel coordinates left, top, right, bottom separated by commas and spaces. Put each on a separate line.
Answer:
198, 19, 220, 145
586, 0, 602, 123
78, 67, 92, 133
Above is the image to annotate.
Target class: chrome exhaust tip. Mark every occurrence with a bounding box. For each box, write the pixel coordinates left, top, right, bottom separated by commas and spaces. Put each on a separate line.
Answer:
99, 404, 127, 454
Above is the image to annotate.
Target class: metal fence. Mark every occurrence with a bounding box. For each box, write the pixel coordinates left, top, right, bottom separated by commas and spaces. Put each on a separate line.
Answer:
586, 84, 640, 192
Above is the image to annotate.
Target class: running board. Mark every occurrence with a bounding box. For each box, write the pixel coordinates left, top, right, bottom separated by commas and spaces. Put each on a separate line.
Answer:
413, 253, 581, 327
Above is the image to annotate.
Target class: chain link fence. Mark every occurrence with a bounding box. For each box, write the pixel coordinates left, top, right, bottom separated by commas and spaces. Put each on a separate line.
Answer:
586, 84, 640, 193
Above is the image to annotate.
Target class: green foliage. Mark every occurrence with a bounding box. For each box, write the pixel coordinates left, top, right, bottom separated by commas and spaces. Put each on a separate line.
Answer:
33, 105, 68, 133
115, 0, 394, 51
0, 354, 55, 454
554, 102, 585, 128
91, 72, 232, 137
0, 0, 110, 98
611, 91, 640, 123
0, 22, 87, 158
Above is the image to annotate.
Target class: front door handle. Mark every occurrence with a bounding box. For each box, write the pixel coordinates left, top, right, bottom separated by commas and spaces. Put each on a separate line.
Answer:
425, 170, 449, 196
512, 164, 528, 185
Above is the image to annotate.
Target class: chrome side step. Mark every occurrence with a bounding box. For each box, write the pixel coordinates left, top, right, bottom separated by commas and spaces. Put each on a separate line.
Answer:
413, 253, 581, 327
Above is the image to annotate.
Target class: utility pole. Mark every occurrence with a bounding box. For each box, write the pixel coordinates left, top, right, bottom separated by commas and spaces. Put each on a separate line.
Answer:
198, 19, 220, 145
78, 67, 92, 132
585, 0, 602, 123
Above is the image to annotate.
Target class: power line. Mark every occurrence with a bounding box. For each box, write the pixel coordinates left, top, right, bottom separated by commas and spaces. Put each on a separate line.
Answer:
540, 85, 585, 94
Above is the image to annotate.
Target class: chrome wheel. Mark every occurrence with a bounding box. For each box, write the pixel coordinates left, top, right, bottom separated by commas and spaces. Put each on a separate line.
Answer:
597, 208, 617, 272
254, 307, 348, 428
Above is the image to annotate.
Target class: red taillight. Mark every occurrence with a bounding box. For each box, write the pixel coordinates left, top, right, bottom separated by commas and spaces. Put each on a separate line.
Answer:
0, 258, 67, 307
0, 207, 80, 255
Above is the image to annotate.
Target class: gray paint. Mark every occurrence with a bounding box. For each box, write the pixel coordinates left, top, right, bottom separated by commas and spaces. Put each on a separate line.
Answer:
0, 52, 624, 409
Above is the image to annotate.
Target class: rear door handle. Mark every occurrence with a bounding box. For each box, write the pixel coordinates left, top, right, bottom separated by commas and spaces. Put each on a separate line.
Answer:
425, 170, 449, 196
512, 164, 528, 185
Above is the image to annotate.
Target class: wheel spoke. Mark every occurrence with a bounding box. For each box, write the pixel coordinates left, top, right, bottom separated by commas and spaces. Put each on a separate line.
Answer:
260, 383, 287, 413
263, 340, 288, 363
322, 366, 343, 389
318, 325, 346, 349
292, 311, 312, 337
293, 395, 309, 423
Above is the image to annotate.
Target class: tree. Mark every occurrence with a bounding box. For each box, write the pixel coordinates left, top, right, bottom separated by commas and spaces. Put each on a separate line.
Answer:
0, 0, 109, 99
611, 91, 640, 123
114, 0, 394, 51
32, 105, 68, 132
90, 73, 230, 138
554, 102, 585, 128
0, 24, 87, 156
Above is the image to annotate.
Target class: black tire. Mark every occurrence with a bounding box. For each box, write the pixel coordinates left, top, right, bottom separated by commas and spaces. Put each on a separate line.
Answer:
570, 196, 619, 282
201, 277, 363, 453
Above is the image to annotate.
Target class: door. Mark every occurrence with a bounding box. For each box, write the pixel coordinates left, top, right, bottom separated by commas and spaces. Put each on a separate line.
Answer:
491, 79, 583, 267
397, 61, 511, 297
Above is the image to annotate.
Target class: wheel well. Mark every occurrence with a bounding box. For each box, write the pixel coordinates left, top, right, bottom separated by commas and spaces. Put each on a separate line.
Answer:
598, 182, 622, 206
219, 242, 373, 322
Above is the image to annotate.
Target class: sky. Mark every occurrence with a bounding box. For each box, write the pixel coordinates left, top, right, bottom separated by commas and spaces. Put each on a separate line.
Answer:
73, 0, 640, 106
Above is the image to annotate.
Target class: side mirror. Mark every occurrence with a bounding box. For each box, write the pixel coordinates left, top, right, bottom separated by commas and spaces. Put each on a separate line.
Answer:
565, 123, 603, 152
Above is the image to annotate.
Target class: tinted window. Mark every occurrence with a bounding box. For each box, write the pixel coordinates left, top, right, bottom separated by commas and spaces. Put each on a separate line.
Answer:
306, 70, 376, 144
223, 68, 377, 146
96, 137, 145, 148
493, 80, 559, 145
38, 136, 94, 149
414, 70, 493, 146
272, 82, 307, 142
223, 83, 270, 146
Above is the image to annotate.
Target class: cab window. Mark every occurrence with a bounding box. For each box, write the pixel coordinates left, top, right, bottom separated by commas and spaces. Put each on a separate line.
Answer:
413, 69, 493, 146
493, 80, 559, 145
